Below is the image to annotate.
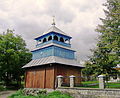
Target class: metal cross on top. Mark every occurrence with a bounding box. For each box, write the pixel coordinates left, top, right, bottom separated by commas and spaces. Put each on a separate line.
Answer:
52, 16, 56, 26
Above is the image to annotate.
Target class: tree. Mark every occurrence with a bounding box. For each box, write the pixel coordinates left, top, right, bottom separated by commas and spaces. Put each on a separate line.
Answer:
0, 29, 32, 87
82, 61, 95, 81
83, 0, 120, 76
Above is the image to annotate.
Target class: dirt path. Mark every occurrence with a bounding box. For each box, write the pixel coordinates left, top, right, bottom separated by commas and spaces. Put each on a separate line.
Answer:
0, 90, 16, 98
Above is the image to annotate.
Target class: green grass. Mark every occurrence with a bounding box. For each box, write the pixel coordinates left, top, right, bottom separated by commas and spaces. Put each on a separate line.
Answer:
106, 82, 120, 88
78, 85, 99, 88
80, 81, 120, 88
80, 81, 99, 88
8, 90, 73, 98
44, 91, 73, 98
81, 81, 98, 85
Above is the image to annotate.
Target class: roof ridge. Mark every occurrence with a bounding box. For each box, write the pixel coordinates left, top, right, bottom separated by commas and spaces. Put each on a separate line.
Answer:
42, 25, 69, 36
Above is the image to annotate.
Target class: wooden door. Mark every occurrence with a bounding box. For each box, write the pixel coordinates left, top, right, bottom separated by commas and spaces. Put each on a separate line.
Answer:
35, 68, 45, 88
25, 66, 55, 89
25, 68, 45, 88
45, 66, 55, 88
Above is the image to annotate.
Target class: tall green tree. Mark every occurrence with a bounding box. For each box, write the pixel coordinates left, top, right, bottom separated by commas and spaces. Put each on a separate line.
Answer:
0, 29, 32, 86
82, 61, 96, 80
83, 0, 120, 76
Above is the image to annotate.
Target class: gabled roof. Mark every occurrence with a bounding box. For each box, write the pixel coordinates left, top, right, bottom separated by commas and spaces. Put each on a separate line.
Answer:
22, 56, 84, 68
43, 25, 69, 36
35, 25, 71, 40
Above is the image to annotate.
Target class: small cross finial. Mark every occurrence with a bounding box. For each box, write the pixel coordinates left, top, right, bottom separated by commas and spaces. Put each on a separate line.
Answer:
52, 16, 55, 26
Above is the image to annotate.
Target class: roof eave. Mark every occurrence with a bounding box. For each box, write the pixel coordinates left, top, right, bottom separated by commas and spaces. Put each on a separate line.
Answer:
22, 62, 84, 69
34, 31, 72, 41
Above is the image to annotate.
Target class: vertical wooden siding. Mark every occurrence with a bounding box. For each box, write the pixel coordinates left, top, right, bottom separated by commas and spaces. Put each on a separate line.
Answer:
45, 66, 54, 88
35, 68, 45, 88
56, 65, 81, 84
25, 68, 46, 88
25, 64, 81, 89
25, 70, 33, 88
25, 65, 55, 89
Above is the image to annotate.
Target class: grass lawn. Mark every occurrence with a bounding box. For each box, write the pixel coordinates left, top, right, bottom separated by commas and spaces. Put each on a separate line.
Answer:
80, 81, 99, 88
106, 82, 120, 89
80, 81, 120, 89
81, 81, 99, 85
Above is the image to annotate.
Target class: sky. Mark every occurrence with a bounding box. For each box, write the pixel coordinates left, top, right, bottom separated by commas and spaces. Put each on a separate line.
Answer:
0, 0, 106, 62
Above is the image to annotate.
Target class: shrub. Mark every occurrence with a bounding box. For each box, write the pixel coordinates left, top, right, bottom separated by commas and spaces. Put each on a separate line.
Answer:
0, 85, 6, 91
8, 90, 73, 98
46, 91, 73, 98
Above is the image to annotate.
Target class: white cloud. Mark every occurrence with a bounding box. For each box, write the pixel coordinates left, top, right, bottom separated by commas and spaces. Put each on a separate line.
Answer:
0, 0, 106, 61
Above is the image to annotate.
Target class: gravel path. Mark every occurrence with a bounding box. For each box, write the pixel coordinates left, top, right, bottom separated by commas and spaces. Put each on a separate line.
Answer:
0, 90, 16, 98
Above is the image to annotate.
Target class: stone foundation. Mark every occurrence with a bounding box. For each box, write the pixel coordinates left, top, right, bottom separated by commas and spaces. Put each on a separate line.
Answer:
23, 88, 54, 96
57, 87, 120, 98
24, 88, 120, 98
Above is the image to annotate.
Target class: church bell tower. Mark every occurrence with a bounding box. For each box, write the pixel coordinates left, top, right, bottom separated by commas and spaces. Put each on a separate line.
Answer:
23, 17, 84, 89
32, 17, 75, 60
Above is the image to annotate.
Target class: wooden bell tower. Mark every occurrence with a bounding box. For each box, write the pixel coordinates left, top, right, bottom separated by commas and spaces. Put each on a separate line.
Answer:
23, 18, 84, 89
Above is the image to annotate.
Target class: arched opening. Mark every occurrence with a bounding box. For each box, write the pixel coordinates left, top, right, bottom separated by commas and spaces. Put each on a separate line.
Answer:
54, 35, 58, 41
48, 36, 52, 41
37, 39, 42, 44
65, 39, 70, 44
60, 37, 64, 42
43, 38, 47, 43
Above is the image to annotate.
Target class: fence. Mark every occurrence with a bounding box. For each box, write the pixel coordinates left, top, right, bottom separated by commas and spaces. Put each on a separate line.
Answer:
56, 75, 120, 89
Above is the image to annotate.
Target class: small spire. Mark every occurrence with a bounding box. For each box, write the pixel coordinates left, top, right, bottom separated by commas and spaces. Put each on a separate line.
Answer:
52, 16, 55, 26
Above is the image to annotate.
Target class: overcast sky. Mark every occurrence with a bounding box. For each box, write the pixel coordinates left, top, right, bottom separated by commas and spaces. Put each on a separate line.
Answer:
0, 0, 106, 61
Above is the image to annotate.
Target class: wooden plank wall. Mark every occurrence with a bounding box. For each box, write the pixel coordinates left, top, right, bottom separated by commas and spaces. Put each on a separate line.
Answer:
25, 70, 33, 88
35, 68, 45, 88
25, 65, 55, 89
25, 64, 82, 88
25, 68, 46, 88
56, 65, 81, 84
45, 66, 54, 88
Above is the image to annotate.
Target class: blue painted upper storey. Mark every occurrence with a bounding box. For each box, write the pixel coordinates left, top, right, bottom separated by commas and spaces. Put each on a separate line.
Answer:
32, 25, 76, 60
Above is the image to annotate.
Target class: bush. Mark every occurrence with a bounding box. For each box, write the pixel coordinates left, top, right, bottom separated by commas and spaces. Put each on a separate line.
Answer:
8, 90, 73, 98
46, 91, 73, 98
0, 85, 6, 91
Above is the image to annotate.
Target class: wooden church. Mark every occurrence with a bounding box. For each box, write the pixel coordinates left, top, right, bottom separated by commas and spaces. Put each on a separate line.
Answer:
23, 19, 84, 89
